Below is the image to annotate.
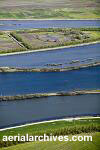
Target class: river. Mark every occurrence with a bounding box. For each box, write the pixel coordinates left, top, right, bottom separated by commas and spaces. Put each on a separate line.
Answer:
0, 94, 99, 128
0, 20, 100, 129
0, 20, 100, 30
0, 43, 100, 68
0, 66, 99, 96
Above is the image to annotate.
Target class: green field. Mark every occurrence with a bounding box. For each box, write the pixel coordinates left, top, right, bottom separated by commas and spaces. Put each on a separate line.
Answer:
0, 28, 100, 54
0, 118, 100, 148
0, 118, 99, 139
0, 32, 24, 52
0, 0, 99, 19
0, 132, 100, 150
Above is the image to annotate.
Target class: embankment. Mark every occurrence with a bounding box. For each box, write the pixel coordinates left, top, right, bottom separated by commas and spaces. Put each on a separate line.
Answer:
0, 90, 100, 101
0, 62, 100, 72
0, 41, 100, 56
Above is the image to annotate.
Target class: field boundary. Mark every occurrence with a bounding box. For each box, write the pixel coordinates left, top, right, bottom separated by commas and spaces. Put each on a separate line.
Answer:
7, 34, 25, 48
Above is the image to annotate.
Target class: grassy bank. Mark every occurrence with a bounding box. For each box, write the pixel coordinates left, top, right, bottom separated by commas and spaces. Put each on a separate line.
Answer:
0, 118, 100, 148
0, 132, 99, 150
0, 9, 100, 20
0, 0, 100, 19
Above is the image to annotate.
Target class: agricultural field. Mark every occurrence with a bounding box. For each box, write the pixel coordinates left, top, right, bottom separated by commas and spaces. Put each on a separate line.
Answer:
88, 31, 100, 39
13, 30, 89, 49
0, 132, 99, 150
0, 28, 100, 54
0, 0, 99, 19
10, 28, 100, 50
0, 118, 100, 149
0, 32, 25, 53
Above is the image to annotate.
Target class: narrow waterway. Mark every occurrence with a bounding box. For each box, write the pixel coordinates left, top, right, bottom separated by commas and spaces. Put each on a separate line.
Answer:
0, 94, 99, 128
0, 20, 100, 30
0, 43, 100, 68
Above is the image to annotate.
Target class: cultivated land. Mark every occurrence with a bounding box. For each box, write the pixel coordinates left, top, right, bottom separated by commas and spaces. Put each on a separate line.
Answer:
0, 0, 100, 19
0, 28, 100, 54
0, 118, 100, 148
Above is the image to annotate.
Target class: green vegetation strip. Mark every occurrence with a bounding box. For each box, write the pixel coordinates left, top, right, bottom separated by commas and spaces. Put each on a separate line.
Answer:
0, 132, 99, 150
0, 118, 100, 148
0, 2, 100, 20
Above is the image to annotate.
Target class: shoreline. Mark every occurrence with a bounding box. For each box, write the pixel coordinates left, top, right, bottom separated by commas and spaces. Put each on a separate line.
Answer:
0, 41, 100, 56
0, 62, 100, 72
0, 90, 100, 101
0, 116, 100, 131
0, 19, 100, 21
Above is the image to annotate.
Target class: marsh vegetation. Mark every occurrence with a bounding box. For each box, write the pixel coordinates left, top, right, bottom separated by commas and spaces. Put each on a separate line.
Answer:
0, 28, 100, 54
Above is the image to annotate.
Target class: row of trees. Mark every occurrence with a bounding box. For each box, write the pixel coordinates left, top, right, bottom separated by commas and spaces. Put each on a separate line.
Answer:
10, 32, 33, 50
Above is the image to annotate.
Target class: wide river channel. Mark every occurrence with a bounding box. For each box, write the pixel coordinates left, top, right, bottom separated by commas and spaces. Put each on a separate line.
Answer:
0, 66, 99, 96
0, 20, 100, 129
0, 43, 100, 68
0, 94, 100, 128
